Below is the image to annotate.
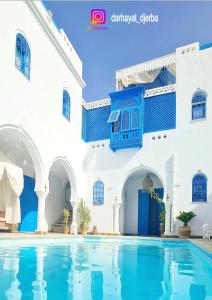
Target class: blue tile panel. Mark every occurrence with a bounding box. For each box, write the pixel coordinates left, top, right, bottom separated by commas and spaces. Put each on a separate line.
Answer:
82, 106, 111, 142
82, 92, 176, 142
144, 92, 176, 133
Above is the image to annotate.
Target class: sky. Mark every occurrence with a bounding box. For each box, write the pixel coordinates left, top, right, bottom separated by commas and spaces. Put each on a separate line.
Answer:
44, 1, 212, 102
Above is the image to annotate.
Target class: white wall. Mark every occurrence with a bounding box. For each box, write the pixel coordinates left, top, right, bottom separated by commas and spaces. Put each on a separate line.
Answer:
0, 0, 86, 228
83, 129, 176, 234
173, 43, 212, 235
45, 174, 66, 230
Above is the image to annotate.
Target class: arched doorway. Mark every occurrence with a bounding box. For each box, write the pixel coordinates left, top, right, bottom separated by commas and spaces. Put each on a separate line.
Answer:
120, 168, 164, 236
45, 157, 77, 232
0, 125, 44, 232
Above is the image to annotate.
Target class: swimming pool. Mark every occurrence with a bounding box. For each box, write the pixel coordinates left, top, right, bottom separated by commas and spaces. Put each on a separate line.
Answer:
0, 237, 211, 300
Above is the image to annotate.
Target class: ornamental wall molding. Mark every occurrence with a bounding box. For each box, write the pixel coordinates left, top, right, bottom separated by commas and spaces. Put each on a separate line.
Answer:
83, 84, 176, 110
25, 1, 85, 88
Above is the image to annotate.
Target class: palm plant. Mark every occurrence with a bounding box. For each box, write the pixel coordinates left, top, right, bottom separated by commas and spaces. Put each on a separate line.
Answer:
77, 198, 91, 225
176, 211, 196, 226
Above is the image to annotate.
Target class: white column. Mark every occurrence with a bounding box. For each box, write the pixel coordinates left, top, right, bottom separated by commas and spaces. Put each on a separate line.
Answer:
164, 201, 171, 236
113, 203, 121, 235
70, 201, 77, 235
36, 190, 47, 233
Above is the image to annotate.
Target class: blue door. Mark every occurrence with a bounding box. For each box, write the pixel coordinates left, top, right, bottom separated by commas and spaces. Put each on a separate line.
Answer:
138, 188, 164, 236
19, 175, 38, 232
138, 190, 149, 235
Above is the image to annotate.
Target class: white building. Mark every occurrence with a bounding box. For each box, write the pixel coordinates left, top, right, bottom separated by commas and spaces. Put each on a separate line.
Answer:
0, 0, 212, 237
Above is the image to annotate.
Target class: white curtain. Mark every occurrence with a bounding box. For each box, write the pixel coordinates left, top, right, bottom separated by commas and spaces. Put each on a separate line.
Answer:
0, 162, 23, 224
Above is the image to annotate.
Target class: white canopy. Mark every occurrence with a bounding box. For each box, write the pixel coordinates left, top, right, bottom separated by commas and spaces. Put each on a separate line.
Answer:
116, 54, 176, 88
0, 162, 24, 224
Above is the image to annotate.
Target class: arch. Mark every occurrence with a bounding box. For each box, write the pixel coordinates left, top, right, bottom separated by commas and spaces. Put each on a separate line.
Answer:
0, 124, 45, 191
93, 180, 104, 205
118, 165, 166, 203
62, 90, 71, 121
15, 33, 31, 79
48, 156, 77, 203
192, 173, 207, 202
119, 165, 165, 236
192, 89, 207, 120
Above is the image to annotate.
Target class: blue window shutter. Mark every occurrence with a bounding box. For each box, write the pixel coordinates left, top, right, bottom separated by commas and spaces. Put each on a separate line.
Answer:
192, 90, 207, 120
121, 109, 130, 131
15, 33, 31, 79
93, 181, 104, 205
63, 90, 71, 121
192, 173, 207, 202
131, 108, 140, 129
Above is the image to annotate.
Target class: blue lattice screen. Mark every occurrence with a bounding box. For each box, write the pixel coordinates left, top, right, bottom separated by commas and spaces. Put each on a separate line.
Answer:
82, 92, 176, 142
144, 92, 176, 133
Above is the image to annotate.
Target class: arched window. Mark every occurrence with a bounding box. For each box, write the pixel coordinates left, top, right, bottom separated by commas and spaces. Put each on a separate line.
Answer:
131, 108, 140, 129
93, 181, 104, 205
192, 90, 207, 120
122, 110, 130, 131
192, 173, 207, 202
15, 33, 31, 79
63, 90, 71, 121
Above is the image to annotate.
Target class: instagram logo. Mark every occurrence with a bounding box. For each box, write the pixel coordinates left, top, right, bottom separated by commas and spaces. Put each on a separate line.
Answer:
90, 9, 106, 24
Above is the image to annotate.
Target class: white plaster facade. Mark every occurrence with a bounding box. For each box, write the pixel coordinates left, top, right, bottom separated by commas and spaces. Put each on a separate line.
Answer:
0, 0, 86, 233
0, 0, 212, 237
83, 43, 212, 237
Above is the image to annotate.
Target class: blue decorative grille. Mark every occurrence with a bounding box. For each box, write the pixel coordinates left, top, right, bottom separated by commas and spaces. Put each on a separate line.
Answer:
131, 108, 140, 129
192, 173, 207, 202
63, 90, 71, 121
82, 92, 176, 142
93, 181, 104, 205
192, 91, 206, 120
121, 110, 130, 131
82, 106, 111, 142
144, 92, 176, 133
15, 33, 31, 79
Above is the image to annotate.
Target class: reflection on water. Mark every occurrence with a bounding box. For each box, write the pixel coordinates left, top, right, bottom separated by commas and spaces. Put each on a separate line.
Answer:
0, 240, 211, 300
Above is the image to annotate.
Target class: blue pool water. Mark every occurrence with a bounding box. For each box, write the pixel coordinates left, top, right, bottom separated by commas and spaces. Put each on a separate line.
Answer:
0, 237, 211, 300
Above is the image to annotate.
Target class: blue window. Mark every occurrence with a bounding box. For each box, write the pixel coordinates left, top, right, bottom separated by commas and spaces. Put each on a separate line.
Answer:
192, 90, 207, 120
192, 173, 207, 202
63, 90, 71, 121
131, 108, 140, 129
15, 33, 31, 80
121, 110, 130, 131
93, 181, 104, 205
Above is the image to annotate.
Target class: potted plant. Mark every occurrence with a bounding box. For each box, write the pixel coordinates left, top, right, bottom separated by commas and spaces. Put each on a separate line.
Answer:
63, 209, 70, 234
77, 199, 91, 235
159, 209, 166, 237
177, 211, 196, 239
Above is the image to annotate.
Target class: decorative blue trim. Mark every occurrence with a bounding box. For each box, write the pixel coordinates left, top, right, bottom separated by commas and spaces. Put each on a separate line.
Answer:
200, 42, 212, 50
